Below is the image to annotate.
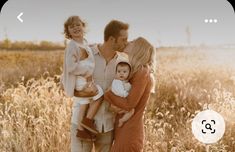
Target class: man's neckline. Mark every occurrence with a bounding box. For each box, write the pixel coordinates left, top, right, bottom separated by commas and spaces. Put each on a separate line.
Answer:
97, 44, 118, 60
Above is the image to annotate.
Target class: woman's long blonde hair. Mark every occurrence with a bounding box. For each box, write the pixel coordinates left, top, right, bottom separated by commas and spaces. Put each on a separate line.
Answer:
128, 37, 157, 93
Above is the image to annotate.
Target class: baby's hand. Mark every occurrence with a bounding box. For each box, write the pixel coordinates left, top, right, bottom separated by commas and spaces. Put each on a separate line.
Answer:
79, 48, 88, 60
85, 76, 93, 81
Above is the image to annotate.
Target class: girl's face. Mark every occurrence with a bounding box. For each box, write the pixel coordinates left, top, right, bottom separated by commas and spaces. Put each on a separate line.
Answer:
68, 20, 84, 39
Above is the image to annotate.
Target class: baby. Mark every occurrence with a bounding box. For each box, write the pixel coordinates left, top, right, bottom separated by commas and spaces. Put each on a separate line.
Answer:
111, 61, 135, 127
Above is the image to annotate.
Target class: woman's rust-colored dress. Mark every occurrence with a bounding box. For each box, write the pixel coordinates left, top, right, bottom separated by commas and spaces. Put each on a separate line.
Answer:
104, 66, 152, 152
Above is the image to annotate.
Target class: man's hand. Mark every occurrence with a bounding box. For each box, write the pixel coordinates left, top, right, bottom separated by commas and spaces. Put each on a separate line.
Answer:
74, 82, 98, 97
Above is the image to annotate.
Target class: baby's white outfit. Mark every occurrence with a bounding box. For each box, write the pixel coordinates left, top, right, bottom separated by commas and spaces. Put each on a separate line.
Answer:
111, 79, 131, 97
111, 79, 134, 127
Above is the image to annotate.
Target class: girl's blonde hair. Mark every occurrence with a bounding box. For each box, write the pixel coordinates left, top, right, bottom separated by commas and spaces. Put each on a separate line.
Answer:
64, 16, 86, 39
128, 37, 157, 93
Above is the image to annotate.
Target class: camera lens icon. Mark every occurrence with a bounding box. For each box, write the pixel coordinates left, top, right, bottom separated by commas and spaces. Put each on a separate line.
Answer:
201, 120, 216, 134
192, 110, 225, 144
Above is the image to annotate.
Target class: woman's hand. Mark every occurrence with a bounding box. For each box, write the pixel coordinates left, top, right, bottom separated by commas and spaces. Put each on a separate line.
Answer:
109, 104, 126, 114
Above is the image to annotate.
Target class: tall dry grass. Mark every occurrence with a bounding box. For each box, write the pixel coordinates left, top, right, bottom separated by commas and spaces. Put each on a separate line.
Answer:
1, 47, 235, 151
1, 76, 71, 151
0, 50, 64, 91
144, 48, 235, 152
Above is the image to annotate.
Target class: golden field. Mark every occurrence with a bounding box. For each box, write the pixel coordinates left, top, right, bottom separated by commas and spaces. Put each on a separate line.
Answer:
0, 47, 235, 152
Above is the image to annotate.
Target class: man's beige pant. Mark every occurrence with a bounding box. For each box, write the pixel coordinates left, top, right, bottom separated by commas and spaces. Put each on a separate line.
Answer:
71, 123, 113, 152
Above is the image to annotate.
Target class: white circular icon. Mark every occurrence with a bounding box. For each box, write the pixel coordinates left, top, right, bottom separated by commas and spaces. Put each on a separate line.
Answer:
192, 110, 225, 144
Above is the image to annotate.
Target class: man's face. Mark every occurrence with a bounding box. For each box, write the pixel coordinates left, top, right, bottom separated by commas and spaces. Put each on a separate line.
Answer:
113, 29, 128, 52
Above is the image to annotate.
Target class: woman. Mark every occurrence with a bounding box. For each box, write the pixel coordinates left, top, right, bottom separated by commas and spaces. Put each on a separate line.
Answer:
104, 37, 157, 152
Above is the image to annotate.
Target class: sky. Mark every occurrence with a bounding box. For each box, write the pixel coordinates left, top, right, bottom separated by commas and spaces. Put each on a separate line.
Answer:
0, 0, 234, 47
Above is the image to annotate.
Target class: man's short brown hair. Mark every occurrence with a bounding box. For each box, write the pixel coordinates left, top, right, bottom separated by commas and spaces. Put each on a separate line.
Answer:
104, 20, 129, 41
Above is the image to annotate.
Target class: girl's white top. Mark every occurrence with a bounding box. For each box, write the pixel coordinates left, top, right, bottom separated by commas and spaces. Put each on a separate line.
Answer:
61, 40, 95, 97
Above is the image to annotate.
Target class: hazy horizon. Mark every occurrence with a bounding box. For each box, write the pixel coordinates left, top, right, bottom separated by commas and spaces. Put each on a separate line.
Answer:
0, 0, 235, 47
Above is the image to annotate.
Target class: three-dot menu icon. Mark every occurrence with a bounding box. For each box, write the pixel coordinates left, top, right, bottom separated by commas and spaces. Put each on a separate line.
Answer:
204, 19, 218, 23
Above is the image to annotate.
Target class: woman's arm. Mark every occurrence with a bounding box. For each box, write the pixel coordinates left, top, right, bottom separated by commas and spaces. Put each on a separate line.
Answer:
104, 66, 150, 111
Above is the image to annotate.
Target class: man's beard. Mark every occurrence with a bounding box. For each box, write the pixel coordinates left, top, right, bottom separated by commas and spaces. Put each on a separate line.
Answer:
116, 45, 125, 52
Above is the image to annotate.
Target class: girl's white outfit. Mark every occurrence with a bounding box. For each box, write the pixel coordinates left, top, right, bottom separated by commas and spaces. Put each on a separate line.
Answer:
61, 40, 103, 124
73, 41, 103, 104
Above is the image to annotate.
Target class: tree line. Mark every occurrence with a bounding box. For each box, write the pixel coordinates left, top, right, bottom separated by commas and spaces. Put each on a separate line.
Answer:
0, 39, 65, 51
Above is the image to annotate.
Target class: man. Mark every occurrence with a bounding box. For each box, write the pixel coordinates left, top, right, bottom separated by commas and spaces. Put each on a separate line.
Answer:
71, 20, 129, 152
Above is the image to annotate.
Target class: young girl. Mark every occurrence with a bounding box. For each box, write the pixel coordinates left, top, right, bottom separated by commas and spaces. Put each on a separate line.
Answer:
61, 16, 103, 141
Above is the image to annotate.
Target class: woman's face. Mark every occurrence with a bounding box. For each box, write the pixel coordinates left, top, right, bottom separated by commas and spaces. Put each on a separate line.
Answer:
68, 20, 84, 39
123, 40, 135, 55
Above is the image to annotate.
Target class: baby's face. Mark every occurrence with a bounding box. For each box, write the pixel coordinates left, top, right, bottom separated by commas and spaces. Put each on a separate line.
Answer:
116, 65, 130, 81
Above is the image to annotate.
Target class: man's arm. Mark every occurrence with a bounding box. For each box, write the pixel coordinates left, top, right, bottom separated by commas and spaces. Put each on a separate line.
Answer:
74, 81, 98, 97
